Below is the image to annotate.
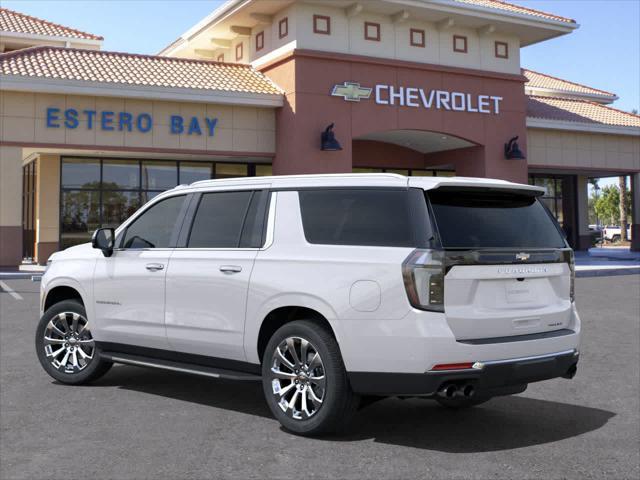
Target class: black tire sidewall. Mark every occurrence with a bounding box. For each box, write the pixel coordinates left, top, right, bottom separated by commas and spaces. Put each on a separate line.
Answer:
35, 300, 111, 385
261, 320, 355, 435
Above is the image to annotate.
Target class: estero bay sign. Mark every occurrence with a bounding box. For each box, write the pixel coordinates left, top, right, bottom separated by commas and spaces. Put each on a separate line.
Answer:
331, 81, 503, 114
45, 107, 220, 136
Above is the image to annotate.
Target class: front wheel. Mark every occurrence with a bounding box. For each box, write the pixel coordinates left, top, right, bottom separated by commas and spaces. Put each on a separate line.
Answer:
261, 320, 359, 436
35, 300, 112, 385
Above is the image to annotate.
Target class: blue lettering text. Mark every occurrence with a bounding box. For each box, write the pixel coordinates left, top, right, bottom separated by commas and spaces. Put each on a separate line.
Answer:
101, 111, 114, 131
205, 117, 218, 137
46, 108, 60, 128
64, 109, 79, 129
170, 115, 183, 134
188, 117, 202, 135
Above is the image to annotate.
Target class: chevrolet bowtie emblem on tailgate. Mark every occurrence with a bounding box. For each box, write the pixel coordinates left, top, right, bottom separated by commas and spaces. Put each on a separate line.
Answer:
331, 82, 372, 102
515, 252, 531, 261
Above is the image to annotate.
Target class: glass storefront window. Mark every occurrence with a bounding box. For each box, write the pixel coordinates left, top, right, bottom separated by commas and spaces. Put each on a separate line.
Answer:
102, 191, 141, 228
216, 163, 248, 179
410, 170, 433, 177
62, 158, 100, 189
142, 161, 178, 190
59, 157, 270, 249
255, 164, 273, 176
529, 175, 564, 227
60, 190, 100, 249
180, 162, 213, 184
103, 160, 140, 189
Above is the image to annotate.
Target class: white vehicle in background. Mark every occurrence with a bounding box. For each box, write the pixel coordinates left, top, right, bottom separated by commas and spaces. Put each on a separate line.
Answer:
36, 173, 581, 436
602, 225, 631, 242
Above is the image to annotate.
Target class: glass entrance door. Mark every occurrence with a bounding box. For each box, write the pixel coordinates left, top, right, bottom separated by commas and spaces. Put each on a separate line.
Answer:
22, 161, 37, 262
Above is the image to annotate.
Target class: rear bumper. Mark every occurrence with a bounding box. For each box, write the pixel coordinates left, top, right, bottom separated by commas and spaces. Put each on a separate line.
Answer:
348, 349, 579, 396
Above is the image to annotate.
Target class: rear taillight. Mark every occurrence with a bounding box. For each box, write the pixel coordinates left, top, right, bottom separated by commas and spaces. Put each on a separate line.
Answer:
402, 249, 445, 312
563, 250, 575, 302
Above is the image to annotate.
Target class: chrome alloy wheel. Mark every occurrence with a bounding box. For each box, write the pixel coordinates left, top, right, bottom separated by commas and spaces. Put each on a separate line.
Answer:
43, 312, 95, 374
269, 336, 326, 420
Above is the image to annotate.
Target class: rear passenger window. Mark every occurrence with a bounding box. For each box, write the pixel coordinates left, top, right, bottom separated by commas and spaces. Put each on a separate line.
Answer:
298, 189, 415, 247
188, 191, 268, 248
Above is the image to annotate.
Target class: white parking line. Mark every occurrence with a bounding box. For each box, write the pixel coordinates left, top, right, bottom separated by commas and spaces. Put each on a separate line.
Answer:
0, 281, 23, 301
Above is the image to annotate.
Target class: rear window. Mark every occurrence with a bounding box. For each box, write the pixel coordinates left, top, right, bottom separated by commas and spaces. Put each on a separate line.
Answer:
428, 189, 566, 249
298, 189, 423, 247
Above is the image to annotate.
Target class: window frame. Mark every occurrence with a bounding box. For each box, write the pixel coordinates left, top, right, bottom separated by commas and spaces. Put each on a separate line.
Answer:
410, 28, 425, 48
278, 17, 288, 39
313, 15, 331, 35
364, 22, 381, 41
453, 34, 468, 53
494, 41, 509, 59
176, 189, 272, 250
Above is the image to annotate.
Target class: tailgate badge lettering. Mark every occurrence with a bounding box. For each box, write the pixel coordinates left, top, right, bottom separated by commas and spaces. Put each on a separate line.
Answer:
515, 252, 530, 261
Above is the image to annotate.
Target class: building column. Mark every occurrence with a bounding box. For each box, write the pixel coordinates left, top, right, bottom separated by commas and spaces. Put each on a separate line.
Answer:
0, 146, 23, 267
632, 172, 640, 252
576, 175, 591, 250
36, 154, 60, 264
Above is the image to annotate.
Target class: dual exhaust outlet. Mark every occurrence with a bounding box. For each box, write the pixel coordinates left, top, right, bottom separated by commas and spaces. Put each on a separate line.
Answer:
437, 383, 475, 399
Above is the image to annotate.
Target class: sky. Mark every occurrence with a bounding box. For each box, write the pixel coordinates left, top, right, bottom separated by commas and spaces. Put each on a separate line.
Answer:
2, 0, 638, 187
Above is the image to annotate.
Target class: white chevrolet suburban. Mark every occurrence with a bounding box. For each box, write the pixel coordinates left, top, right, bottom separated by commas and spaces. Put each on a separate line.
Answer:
37, 174, 580, 435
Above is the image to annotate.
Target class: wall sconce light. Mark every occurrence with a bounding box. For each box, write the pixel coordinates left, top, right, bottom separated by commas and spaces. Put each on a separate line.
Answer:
504, 136, 525, 160
321, 123, 342, 151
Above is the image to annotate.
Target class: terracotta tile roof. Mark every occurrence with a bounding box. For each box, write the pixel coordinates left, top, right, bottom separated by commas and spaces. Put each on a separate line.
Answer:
0, 7, 102, 41
452, 0, 575, 24
524, 69, 616, 98
0, 46, 283, 95
527, 96, 640, 128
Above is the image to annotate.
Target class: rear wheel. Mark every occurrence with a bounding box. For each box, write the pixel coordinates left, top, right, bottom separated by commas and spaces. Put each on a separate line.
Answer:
35, 300, 112, 385
261, 320, 359, 436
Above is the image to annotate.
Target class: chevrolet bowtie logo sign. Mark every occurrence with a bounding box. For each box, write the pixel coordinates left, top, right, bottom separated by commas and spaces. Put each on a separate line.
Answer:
331, 82, 372, 102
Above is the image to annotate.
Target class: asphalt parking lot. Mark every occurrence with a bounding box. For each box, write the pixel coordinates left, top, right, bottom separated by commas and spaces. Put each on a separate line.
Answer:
1, 275, 639, 480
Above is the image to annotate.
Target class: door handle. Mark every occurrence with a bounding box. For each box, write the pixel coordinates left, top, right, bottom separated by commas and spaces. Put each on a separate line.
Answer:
145, 263, 165, 272
219, 265, 242, 274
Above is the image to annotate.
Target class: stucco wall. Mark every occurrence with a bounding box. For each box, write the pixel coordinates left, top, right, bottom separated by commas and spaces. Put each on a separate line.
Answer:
203, 4, 520, 75
0, 91, 276, 154
527, 128, 640, 172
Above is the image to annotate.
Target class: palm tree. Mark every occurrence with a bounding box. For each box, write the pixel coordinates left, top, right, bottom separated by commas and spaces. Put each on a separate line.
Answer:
619, 176, 628, 242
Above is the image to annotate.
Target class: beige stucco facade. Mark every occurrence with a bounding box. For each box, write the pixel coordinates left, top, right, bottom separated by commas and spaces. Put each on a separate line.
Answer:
527, 128, 640, 172
0, 91, 276, 154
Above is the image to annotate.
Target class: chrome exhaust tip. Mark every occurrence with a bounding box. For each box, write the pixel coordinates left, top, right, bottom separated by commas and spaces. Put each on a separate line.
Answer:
438, 384, 458, 398
462, 384, 475, 398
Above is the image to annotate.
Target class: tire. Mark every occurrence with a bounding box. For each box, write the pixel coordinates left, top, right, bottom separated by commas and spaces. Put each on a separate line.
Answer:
35, 300, 112, 385
261, 319, 359, 436
435, 395, 492, 409
611, 234, 621, 243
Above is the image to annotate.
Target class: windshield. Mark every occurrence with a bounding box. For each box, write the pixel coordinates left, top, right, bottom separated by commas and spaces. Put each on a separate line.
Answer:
427, 188, 567, 249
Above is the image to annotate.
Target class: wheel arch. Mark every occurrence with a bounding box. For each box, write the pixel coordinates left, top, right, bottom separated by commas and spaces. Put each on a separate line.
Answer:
256, 306, 339, 364
43, 283, 86, 312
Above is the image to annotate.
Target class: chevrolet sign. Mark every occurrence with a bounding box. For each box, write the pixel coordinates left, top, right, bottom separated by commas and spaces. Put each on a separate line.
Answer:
331, 81, 503, 114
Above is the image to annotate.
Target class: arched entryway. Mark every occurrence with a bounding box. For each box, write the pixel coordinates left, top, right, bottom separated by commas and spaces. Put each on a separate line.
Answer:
352, 129, 485, 176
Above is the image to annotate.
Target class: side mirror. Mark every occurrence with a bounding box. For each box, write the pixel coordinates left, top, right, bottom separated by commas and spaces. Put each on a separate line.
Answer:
92, 228, 115, 257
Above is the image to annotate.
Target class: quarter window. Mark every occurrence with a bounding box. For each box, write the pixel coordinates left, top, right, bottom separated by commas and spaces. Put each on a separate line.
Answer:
298, 189, 416, 247
121, 195, 186, 249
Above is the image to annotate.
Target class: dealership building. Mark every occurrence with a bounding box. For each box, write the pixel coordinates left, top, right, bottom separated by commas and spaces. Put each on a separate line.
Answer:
1, 0, 639, 266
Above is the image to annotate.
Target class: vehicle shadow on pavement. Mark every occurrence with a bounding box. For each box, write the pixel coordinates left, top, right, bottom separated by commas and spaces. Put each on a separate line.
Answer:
91, 365, 615, 453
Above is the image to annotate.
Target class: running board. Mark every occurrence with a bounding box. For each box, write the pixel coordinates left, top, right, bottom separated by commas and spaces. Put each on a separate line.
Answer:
100, 352, 262, 381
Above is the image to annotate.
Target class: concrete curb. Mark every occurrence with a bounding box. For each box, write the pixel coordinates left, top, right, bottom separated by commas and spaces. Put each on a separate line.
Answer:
576, 268, 640, 278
